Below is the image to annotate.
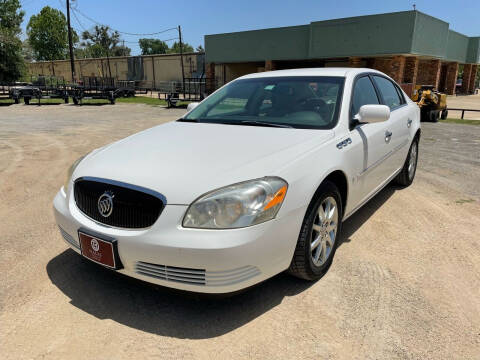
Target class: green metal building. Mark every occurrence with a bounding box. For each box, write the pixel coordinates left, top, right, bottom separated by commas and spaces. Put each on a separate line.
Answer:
204, 11, 479, 95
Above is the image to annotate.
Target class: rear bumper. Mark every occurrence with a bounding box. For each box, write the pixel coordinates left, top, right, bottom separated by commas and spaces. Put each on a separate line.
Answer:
53, 188, 305, 293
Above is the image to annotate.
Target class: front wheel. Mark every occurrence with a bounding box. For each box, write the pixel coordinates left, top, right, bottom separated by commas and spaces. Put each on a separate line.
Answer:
288, 181, 342, 280
394, 137, 419, 187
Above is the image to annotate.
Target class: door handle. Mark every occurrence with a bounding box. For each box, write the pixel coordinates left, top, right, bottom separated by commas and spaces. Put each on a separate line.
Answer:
385, 130, 393, 143
407, 119, 412, 128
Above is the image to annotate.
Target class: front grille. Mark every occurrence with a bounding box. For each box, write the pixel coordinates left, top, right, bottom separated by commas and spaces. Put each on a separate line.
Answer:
135, 262, 261, 287
74, 179, 165, 229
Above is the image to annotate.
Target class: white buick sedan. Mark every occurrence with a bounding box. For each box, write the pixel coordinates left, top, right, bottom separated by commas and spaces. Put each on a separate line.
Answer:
53, 68, 420, 293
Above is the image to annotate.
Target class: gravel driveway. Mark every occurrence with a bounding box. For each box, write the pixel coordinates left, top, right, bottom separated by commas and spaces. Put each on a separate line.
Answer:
0, 103, 479, 359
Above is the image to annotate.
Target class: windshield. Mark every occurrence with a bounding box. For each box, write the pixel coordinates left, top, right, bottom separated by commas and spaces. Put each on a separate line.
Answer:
183, 76, 345, 129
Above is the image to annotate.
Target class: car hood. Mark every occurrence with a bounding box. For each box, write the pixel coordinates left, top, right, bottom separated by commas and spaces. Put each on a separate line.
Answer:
74, 121, 334, 204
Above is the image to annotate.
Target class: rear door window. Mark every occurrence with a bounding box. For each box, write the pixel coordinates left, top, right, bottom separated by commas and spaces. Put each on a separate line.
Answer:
372, 76, 403, 110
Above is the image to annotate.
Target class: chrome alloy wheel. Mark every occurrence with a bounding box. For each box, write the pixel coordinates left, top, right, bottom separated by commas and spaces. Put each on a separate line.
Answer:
310, 196, 338, 267
408, 141, 418, 180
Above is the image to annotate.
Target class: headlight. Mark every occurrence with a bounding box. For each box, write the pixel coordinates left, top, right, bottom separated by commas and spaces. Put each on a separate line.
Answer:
183, 177, 288, 229
63, 155, 86, 192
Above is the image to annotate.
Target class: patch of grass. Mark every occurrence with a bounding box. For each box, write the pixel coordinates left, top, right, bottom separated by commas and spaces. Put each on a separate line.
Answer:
27, 98, 66, 104
116, 96, 166, 106
455, 198, 475, 204
441, 118, 480, 125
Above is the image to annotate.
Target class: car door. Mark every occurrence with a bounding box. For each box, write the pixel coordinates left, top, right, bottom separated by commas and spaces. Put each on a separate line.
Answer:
347, 75, 393, 202
371, 75, 411, 177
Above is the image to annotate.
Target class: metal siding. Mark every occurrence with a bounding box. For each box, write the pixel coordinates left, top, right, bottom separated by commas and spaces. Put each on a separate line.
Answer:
411, 12, 449, 58
205, 25, 310, 63
204, 11, 480, 65
309, 11, 415, 58
467, 37, 480, 64
445, 30, 469, 63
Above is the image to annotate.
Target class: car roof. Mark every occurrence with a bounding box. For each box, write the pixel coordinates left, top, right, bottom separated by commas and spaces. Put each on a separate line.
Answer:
238, 67, 383, 80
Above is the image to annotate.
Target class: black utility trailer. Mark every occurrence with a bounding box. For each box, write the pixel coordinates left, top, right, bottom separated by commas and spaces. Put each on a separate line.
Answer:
0, 84, 11, 102
72, 77, 117, 105
116, 80, 136, 98
22, 76, 69, 105
157, 78, 208, 108
1, 83, 30, 104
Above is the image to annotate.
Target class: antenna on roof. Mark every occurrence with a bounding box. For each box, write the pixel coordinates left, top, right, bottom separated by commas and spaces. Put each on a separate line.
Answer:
413, 4, 416, 10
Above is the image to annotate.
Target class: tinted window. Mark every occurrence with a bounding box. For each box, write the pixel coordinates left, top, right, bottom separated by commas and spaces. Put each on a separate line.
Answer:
184, 76, 345, 129
351, 76, 379, 115
373, 76, 403, 110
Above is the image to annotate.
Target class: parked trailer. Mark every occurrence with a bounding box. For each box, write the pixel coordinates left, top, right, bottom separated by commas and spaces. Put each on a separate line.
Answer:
0, 84, 11, 102
116, 80, 136, 98
22, 76, 69, 105
72, 77, 117, 105
1, 83, 31, 104
157, 78, 209, 108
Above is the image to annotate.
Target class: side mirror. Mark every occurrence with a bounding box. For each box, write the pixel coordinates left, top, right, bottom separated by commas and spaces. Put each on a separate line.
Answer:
187, 102, 199, 112
356, 104, 390, 124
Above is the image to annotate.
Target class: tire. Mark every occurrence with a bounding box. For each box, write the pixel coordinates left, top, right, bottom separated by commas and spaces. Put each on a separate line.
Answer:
288, 181, 343, 280
14, 98, 19, 104
394, 137, 419, 187
73, 97, 79, 105
64, 97, 69, 104
110, 97, 115, 105
24, 97, 30, 105
441, 109, 448, 120
429, 110, 439, 122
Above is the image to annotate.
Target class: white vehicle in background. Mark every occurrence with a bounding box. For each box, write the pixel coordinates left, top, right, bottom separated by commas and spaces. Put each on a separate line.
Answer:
53, 68, 420, 293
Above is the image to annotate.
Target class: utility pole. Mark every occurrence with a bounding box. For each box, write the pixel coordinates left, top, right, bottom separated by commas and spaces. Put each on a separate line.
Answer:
66, 0, 76, 83
178, 25, 185, 96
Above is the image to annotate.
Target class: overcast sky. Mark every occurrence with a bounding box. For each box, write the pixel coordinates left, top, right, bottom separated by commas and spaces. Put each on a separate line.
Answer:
20, 0, 480, 55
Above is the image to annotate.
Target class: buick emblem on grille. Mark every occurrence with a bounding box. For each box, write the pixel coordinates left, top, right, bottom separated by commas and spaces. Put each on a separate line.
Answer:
97, 191, 114, 218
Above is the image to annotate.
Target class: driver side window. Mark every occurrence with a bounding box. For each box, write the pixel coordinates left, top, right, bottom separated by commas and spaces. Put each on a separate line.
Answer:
351, 76, 380, 116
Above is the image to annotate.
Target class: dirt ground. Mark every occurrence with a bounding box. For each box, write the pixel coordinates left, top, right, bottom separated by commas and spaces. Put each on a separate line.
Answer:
447, 93, 480, 120
0, 103, 479, 360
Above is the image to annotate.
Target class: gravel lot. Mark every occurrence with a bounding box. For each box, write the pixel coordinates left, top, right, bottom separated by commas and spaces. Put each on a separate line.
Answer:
447, 93, 480, 120
0, 103, 479, 359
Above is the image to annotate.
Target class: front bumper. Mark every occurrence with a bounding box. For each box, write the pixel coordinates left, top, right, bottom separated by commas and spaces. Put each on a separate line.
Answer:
53, 188, 305, 293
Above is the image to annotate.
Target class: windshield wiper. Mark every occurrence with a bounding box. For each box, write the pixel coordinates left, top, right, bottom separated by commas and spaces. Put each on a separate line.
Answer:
240, 120, 293, 128
177, 118, 198, 122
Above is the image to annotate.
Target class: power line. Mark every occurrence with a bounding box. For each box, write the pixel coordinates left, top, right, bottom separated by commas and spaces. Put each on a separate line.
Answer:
72, 7, 177, 36
122, 37, 179, 44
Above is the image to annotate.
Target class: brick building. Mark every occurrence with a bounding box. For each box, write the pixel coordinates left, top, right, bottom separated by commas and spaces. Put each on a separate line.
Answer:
204, 11, 480, 96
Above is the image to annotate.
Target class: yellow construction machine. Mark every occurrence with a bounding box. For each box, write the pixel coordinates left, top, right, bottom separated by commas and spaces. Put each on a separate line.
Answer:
411, 85, 448, 122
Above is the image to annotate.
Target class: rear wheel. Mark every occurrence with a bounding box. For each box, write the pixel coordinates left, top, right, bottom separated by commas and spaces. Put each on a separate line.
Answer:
394, 137, 419, 187
288, 181, 342, 280
441, 109, 448, 120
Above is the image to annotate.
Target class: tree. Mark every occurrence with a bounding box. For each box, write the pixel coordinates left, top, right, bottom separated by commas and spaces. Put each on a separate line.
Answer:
167, 41, 194, 54
21, 40, 34, 62
139, 38, 168, 55
27, 6, 76, 64
80, 25, 129, 58
112, 44, 131, 57
0, 0, 25, 82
